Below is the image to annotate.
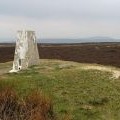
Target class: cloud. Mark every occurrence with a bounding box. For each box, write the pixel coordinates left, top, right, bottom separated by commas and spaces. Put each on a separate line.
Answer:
0, 0, 120, 19
0, 0, 120, 39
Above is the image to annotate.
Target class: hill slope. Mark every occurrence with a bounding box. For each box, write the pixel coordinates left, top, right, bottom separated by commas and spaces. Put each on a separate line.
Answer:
0, 59, 120, 120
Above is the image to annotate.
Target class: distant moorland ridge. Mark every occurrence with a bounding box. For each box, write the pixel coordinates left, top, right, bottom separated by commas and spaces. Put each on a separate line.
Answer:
0, 43, 120, 67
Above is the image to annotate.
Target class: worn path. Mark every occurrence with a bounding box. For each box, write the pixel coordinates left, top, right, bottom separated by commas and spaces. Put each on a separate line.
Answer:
80, 65, 120, 79
0, 59, 120, 79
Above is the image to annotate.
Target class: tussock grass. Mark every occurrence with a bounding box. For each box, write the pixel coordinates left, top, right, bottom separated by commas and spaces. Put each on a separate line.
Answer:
0, 87, 55, 120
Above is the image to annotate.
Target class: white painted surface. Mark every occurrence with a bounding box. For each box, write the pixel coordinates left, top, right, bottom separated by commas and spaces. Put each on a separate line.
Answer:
10, 30, 39, 72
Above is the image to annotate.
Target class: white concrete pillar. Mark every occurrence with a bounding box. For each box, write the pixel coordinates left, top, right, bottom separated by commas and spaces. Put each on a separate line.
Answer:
9, 30, 39, 73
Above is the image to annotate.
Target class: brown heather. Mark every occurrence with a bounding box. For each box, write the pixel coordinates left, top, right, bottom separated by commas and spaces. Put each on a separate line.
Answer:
0, 87, 55, 120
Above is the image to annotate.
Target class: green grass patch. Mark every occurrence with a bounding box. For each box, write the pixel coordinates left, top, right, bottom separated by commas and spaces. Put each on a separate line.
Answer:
0, 60, 120, 120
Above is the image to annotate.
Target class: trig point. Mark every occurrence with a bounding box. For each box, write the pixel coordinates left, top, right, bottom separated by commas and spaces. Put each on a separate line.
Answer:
10, 30, 39, 72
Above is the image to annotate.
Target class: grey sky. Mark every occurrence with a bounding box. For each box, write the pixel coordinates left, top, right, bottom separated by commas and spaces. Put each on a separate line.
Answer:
0, 0, 120, 39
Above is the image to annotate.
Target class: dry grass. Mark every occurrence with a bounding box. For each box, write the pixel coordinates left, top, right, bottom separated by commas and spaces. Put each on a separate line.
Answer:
0, 87, 55, 120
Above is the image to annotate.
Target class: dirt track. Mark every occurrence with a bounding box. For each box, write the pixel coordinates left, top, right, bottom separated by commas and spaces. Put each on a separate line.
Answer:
0, 43, 120, 67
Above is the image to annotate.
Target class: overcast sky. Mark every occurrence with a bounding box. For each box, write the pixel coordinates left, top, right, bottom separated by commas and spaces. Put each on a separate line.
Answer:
0, 0, 120, 39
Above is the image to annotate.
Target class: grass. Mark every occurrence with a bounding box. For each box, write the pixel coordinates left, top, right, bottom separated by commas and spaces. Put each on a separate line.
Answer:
0, 59, 120, 120
0, 87, 54, 120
